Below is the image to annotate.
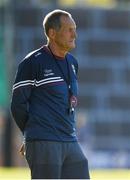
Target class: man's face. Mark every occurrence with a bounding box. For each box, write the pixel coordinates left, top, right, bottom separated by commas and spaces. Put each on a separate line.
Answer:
54, 16, 77, 51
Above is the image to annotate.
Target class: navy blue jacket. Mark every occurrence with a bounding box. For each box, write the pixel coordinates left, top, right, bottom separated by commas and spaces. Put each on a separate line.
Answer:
11, 46, 78, 142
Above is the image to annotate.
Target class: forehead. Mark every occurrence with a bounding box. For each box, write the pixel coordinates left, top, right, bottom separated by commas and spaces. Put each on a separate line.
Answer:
60, 15, 76, 28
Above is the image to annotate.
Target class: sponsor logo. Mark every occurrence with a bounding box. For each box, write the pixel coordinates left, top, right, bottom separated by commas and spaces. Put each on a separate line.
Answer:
44, 69, 54, 77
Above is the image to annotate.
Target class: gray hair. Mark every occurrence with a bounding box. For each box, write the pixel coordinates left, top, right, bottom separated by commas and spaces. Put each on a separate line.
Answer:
43, 9, 72, 37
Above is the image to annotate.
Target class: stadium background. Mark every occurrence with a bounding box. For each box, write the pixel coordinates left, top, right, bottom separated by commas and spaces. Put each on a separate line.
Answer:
0, 0, 130, 179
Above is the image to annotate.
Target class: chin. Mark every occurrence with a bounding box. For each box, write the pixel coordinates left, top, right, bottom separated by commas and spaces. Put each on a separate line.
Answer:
70, 45, 75, 50
70, 43, 75, 49
67, 46, 74, 52
64, 43, 75, 51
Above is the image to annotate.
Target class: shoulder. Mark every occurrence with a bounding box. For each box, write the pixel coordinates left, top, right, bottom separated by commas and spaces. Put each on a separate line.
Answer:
67, 53, 78, 65
24, 47, 43, 61
19, 47, 44, 66
67, 53, 78, 68
67, 53, 78, 74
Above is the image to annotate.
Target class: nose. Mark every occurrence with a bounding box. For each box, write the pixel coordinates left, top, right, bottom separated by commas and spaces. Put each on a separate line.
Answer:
73, 30, 77, 39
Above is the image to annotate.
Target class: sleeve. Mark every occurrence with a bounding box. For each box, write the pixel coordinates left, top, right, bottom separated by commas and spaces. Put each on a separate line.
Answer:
11, 57, 36, 133
74, 58, 78, 75
72, 56, 78, 76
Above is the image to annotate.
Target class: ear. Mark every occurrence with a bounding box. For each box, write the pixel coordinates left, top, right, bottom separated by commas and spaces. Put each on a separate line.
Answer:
48, 28, 56, 39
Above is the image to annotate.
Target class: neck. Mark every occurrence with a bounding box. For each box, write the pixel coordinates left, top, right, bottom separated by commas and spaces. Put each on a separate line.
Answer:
47, 43, 67, 58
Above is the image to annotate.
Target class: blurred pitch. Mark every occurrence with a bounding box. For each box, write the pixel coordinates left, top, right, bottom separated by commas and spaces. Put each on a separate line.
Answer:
0, 167, 130, 180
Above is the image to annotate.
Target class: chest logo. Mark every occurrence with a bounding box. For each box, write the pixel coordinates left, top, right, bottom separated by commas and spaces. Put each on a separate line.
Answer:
44, 69, 54, 77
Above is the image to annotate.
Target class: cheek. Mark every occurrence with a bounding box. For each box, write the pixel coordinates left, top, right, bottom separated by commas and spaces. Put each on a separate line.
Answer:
56, 33, 65, 41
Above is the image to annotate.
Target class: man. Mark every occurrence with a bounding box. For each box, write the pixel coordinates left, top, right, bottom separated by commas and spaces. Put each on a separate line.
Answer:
11, 9, 90, 179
